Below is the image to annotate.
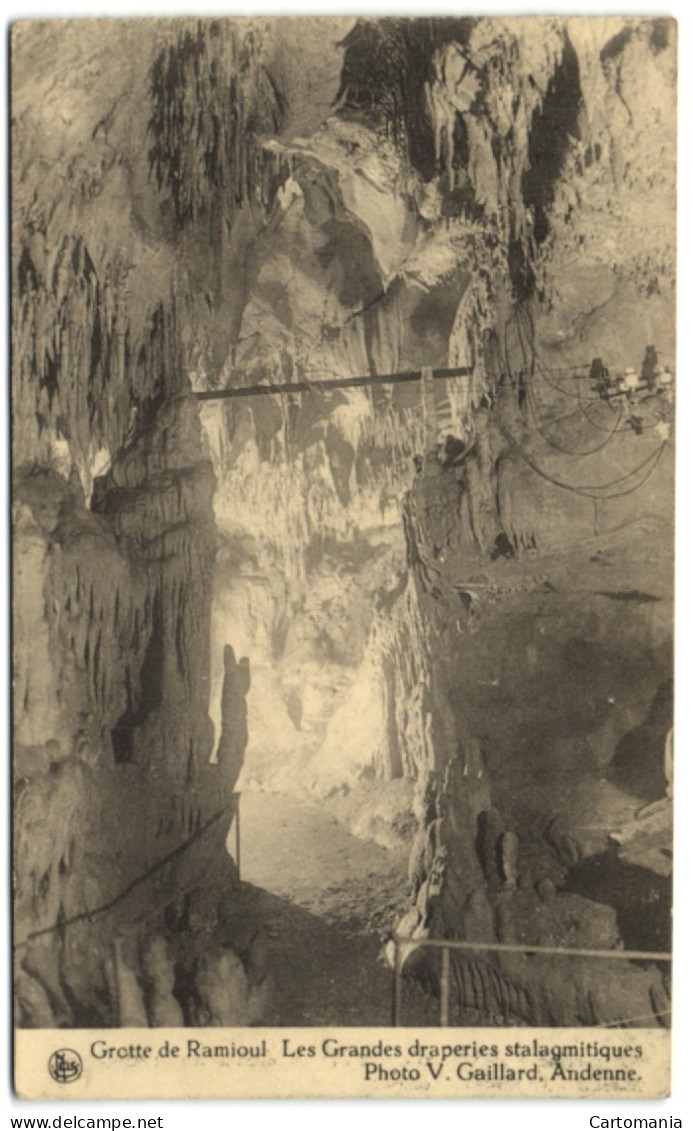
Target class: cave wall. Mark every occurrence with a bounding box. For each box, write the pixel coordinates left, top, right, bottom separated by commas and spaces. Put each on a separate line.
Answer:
12, 18, 287, 1027
13, 399, 232, 1026
395, 432, 672, 1022
365, 18, 675, 1027
12, 15, 675, 1029
197, 15, 675, 1026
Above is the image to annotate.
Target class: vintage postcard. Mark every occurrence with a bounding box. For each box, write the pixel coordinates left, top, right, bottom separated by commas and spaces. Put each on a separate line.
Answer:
11, 14, 675, 1101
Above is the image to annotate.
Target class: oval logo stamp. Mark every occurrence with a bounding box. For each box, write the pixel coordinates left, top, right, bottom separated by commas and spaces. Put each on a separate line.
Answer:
48, 1049, 83, 1084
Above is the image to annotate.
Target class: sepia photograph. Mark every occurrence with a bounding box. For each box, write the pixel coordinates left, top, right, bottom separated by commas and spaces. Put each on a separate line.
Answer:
9, 12, 676, 1100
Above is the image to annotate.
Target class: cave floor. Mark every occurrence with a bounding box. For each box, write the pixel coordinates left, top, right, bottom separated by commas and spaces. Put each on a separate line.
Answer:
230, 791, 440, 1027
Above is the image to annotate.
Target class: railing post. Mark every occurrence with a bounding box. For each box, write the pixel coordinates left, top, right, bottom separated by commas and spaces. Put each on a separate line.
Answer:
392, 938, 402, 1027
385, 934, 670, 1029
440, 946, 450, 1027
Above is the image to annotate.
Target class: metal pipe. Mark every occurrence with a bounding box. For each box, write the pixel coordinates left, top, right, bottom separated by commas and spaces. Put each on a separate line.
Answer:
393, 936, 670, 963
194, 366, 473, 401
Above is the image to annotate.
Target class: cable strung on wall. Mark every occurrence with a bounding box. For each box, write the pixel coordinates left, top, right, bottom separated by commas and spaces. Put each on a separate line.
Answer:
506, 304, 665, 457
13, 796, 239, 951
505, 306, 622, 457
529, 377, 626, 455
499, 425, 668, 501
575, 373, 661, 435
507, 305, 604, 403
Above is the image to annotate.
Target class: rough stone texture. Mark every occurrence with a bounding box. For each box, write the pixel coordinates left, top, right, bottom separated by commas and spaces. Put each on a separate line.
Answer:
12, 16, 674, 1028
12, 397, 250, 1026
12, 19, 274, 1025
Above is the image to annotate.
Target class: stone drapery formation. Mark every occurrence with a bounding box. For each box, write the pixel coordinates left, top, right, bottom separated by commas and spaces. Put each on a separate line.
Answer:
13, 16, 674, 1028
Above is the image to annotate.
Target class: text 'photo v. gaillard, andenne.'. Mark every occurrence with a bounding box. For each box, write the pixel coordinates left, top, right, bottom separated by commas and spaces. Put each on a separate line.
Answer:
10, 14, 675, 1101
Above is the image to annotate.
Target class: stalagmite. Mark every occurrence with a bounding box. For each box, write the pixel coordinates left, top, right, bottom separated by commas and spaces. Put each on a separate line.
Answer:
140, 937, 185, 1028
111, 938, 149, 1028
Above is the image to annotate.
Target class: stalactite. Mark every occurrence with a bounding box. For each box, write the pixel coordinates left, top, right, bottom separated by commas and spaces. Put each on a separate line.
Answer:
13, 15, 674, 1034
13, 235, 183, 476
147, 20, 287, 233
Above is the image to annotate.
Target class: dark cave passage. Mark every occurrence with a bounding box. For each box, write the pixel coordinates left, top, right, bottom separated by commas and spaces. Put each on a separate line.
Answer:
229, 791, 438, 1025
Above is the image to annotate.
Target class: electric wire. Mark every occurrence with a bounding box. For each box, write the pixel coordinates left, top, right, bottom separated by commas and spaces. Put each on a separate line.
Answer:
576, 371, 661, 434
499, 425, 668, 500
14, 797, 239, 950
506, 305, 666, 473
524, 334, 626, 459
524, 379, 660, 437
504, 309, 602, 409
513, 305, 602, 402
508, 304, 627, 457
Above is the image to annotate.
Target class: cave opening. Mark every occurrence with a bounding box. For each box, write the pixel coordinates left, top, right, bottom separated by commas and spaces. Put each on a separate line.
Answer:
203, 383, 436, 1026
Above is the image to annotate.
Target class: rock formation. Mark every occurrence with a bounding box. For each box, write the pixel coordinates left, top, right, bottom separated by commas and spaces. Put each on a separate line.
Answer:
12, 16, 674, 1028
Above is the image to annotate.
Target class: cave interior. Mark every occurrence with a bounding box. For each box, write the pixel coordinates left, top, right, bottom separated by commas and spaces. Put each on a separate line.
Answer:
12, 15, 675, 1030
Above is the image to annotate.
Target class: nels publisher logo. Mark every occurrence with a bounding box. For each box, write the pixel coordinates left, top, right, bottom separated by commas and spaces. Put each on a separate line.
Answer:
48, 1049, 83, 1084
